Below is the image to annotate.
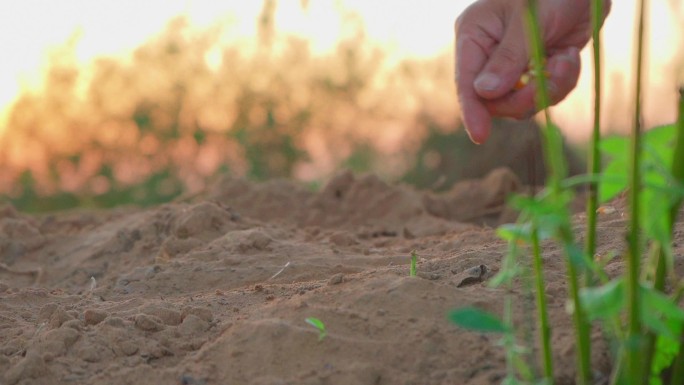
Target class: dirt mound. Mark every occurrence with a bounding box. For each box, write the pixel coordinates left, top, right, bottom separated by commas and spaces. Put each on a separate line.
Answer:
1, 169, 670, 384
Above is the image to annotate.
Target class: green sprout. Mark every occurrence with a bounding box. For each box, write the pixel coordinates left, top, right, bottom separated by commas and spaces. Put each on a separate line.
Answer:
410, 250, 417, 277
305, 317, 327, 341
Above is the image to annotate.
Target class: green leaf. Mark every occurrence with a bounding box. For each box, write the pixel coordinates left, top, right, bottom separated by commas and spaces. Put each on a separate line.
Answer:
640, 286, 684, 340
643, 124, 676, 164
305, 317, 328, 341
640, 188, 672, 255
501, 375, 526, 385
448, 307, 509, 333
579, 278, 625, 320
599, 135, 629, 202
488, 265, 520, 288
598, 125, 676, 203
497, 223, 532, 243
641, 286, 684, 322
643, 310, 678, 340
650, 334, 681, 383
488, 242, 523, 288
565, 243, 592, 271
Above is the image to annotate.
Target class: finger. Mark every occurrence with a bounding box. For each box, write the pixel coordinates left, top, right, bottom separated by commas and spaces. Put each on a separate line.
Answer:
483, 46, 581, 118
455, 30, 493, 144
473, 12, 529, 100
462, 90, 493, 145
544, 46, 581, 105
483, 86, 537, 120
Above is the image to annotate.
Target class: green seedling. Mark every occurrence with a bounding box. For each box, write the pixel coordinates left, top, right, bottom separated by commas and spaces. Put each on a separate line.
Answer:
410, 250, 418, 277
305, 317, 327, 341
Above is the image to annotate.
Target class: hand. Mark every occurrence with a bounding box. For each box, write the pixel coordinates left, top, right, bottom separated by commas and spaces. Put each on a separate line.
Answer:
455, 0, 611, 144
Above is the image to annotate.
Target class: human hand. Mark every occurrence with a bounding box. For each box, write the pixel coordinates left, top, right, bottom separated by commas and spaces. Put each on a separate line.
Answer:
455, 0, 611, 144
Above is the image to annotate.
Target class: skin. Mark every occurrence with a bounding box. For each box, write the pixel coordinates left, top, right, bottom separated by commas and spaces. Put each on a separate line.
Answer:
455, 0, 612, 144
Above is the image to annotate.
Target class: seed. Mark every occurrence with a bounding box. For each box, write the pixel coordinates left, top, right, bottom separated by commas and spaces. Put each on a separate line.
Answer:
514, 73, 531, 90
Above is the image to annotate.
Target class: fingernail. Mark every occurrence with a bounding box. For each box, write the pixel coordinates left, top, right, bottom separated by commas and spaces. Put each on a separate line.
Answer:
466, 129, 482, 145
474, 73, 501, 92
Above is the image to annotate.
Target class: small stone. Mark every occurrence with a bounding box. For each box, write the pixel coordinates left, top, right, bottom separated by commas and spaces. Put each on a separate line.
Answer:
417, 272, 440, 280
77, 345, 104, 363
329, 232, 358, 247
327, 273, 344, 285
141, 305, 182, 326
134, 314, 165, 332
454, 264, 491, 288
48, 307, 73, 329
84, 309, 108, 325
181, 306, 213, 323
178, 314, 209, 336
104, 317, 126, 328
180, 374, 207, 385
117, 341, 139, 356
62, 319, 84, 330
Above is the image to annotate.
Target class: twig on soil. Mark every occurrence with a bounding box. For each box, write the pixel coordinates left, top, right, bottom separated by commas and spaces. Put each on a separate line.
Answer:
269, 261, 291, 280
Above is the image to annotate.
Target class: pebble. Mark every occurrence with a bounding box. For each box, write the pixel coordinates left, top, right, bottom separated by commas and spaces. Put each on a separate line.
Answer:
134, 314, 165, 332
178, 314, 210, 336
104, 316, 127, 328
327, 273, 344, 285
141, 305, 182, 326
84, 309, 108, 325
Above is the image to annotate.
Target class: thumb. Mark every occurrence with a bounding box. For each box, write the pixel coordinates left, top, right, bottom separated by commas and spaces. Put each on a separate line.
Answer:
474, 21, 529, 99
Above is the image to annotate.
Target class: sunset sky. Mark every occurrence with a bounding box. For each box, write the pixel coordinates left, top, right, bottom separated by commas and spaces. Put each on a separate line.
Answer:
0, 0, 682, 142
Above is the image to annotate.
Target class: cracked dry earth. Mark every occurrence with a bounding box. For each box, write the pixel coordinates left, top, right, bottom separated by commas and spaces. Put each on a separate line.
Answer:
2, 168, 684, 385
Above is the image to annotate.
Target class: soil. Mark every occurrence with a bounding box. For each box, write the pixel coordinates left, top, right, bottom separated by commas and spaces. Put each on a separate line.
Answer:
2, 168, 683, 385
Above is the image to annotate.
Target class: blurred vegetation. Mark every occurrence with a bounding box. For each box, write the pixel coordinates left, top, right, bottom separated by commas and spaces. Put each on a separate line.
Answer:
1, 1, 562, 213
0, 1, 461, 213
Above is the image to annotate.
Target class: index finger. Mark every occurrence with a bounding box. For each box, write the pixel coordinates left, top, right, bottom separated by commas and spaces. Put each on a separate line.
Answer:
455, 35, 492, 144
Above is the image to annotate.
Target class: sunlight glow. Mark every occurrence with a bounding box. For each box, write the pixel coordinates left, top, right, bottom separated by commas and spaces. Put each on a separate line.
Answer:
0, 0, 681, 144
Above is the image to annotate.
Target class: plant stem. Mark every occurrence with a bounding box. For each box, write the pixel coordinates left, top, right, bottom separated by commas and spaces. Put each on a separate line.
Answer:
585, 0, 604, 287
524, 1, 591, 383
666, 86, 684, 385
531, 226, 554, 382
625, 0, 647, 383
